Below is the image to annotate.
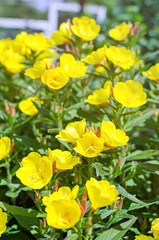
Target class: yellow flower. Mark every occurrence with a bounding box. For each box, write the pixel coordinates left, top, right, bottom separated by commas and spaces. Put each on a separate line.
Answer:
0, 208, 7, 235
101, 121, 129, 148
95, 66, 106, 74
74, 131, 104, 158
113, 80, 147, 108
16, 152, 53, 189
0, 49, 25, 74
86, 178, 119, 210
143, 63, 159, 82
45, 198, 81, 229
82, 45, 107, 65
23, 32, 54, 54
41, 67, 69, 90
19, 96, 43, 116
86, 81, 111, 105
48, 149, 81, 170
135, 235, 155, 240
109, 23, 130, 41
52, 21, 72, 45
151, 218, 159, 239
60, 53, 87, 78
105, 46, 135, 70
71, 16, 100, 41
0, 136, 11, 161
56, 119, 86, 143
25, 59, 53, 80
43, 185, 79, 206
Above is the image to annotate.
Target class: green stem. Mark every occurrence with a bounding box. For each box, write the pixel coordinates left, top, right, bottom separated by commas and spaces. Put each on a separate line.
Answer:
5, 158, 12, 189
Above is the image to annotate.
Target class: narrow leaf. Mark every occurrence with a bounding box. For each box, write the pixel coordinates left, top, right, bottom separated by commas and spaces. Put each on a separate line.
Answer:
125, 150, 159, 161
95, 217, 136, 240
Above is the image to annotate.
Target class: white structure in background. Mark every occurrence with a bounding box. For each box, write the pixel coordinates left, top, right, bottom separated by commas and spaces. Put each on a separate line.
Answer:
0, 1, 106, 37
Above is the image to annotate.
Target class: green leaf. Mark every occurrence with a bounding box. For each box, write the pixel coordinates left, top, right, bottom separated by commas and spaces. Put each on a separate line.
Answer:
138, 162, 159, 175
128, 201, 159, 211
14, 215, 40, 232
92, 163, 103, 177
15, 135, 41, 150
0, 202, 45, 218
0, 110, 8, 120
116, 184, 145, 204
124, 109, 158, 130
99, 209, 117, 220
61, 101, 85, 117
125, 150, 159, 161
95, 217, 136, 240
64, 234, 79, 240
32, 101, 54, 120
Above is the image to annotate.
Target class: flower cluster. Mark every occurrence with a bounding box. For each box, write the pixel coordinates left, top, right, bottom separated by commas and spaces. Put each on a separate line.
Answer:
56, 119, 129, 157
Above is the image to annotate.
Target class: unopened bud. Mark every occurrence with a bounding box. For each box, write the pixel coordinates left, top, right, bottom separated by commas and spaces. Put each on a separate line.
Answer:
10, 106, 15, 116
10, 141, 14, 153
53, 161, 56, 173
80, 205, 85, 217
50, 63, 55, 69
111, 85, 114, 98
35, 192, 41, 202
87, 218, 92, 233
60, 104, 63, 113
81, 190, 87, 203
75, 47, 80, 56
118, 198, 123, 209
74, 173, 78, 184
54, 103, 58, 113
117, 156, 123, 166
65, 45, 71, 52
129, 22, 133, 35
43, 218, 46, 228
134, 23, 139, 35
95, 127, 101, 137
54, 182, 58, 191
4, 101, 10, 114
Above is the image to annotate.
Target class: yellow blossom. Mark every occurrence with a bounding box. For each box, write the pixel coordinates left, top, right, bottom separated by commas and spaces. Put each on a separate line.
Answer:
48, 149, 81, 170
86, 178, 119, 210
82, 45, 107, 65
41, 67, 69, 90
0, 208, 7, 235
105, 46, 135, 70
16, 152, 53, 189
135, 235, 155, 240
56, 119, 86, 143
95, 66, 106, 74
52, 21, 72, 45
19, 96, 43, 116
45, 199, 81, 229
113, 80, 147, 108
23, 32, 54, 53
25, 59, 53, 80
151, 218, 159, 239
101, 121, 129, 148
143, 63, 159, 82
74, 131, 104, 158
86, 81, 111, 105
0, 49, 25, 74
0, 137, 11, 161
43, 185, 79, 206
60, 53, 87, 78
109, 23, 130, 41
71, 16, 100, 41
